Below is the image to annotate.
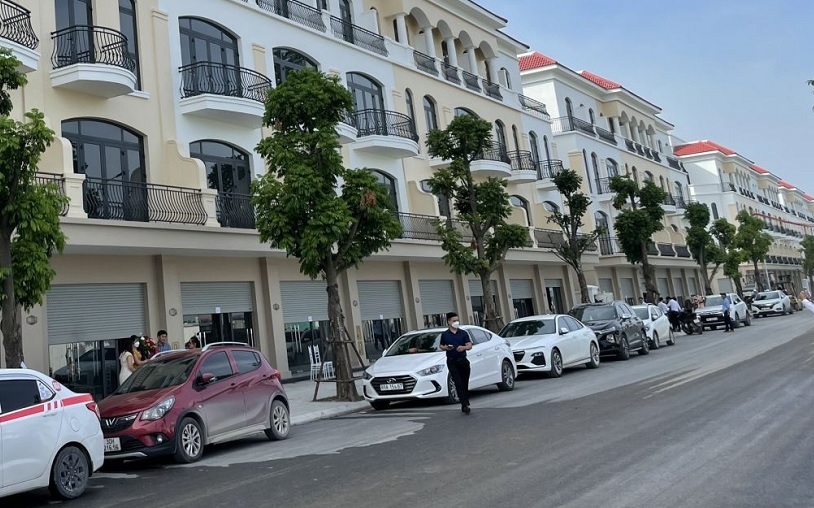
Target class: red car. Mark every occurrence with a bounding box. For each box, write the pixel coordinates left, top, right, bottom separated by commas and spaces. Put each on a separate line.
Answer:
98, 343, 290, 463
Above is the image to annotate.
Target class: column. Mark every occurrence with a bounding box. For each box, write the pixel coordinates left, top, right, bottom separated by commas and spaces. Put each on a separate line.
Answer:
422, 26, 436, 57
486, 56, 499, 83
466, 46, 478, 74
394, 13, 408, 44
443, 37, 459, 66
260, 259, 287, 374
608, 117, 618, 134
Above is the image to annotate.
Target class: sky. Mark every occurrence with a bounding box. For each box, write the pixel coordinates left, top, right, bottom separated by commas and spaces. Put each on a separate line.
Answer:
478, 0, 814, 195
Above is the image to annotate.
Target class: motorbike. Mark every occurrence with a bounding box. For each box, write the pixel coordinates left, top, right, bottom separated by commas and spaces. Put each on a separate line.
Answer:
679, 309, 703, 335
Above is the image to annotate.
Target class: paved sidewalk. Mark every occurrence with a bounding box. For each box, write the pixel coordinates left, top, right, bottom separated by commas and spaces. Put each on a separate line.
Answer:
284, 378, 369, 426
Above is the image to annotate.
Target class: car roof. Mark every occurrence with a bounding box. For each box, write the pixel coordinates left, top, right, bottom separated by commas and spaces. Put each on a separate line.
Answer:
508, 314, 565, 323
0, 368, 48, 379
572, 301, 624, 308
407, 325, 483, 334
631, 304, 653, 309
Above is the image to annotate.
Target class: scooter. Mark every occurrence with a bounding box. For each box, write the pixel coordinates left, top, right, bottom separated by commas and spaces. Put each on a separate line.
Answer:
679, 309, 703, 335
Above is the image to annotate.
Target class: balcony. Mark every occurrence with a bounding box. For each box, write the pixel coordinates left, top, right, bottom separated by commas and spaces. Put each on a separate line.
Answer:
537, 159, 564, 181
507, 151, 537, 184
722, 182, 736, 192
598, 236, 623, 256
413, 51, 437, 76
593, 177, 613, 195
255, 0, 326, 32
666, 156, 682, 171
519, 95, 550, 121
482, 79, 502, 100
534, 229, 565, 249
216, 192, 256, 229
552, 116, 596, 137
657, 243, 676, 257
634, 143, 645, 156
663, 195, 676, 206
595, 126, 617, 145
674, 196, 687, 209
336, 109, 358, 144
442, 62, 461, 85
50, 26, 137, 98
675, 245, 691, 258
624, 139, 636, 152
329, 16, 387, 56
396, 213, 475, 243
352, 109, 419, 157
470, 142, 511, 178
179, 62, 272, 127
35, 173, 69, 217
0, 0, 38, 72
462, 70, 481, 92
83, 177, 208, 225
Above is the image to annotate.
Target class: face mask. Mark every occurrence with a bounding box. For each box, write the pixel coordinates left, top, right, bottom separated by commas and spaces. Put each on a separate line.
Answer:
450, 321, 460, 329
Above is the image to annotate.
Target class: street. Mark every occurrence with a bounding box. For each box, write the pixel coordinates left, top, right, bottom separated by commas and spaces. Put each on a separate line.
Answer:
11, 312, 814, 508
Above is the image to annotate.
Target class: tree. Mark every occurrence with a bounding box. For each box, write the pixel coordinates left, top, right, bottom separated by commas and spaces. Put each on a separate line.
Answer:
609, 177, 668, 302
711, 218, 745, 296
684, 202, 725, 295
426, 115, 528, 332
252, 69, 402, 401
801, 235, 814, 290
734, 210, 773, 291
0, 50, 67, 368
547, 169, 602, 303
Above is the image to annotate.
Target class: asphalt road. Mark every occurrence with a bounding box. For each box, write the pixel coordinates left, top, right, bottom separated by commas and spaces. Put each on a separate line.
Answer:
10, 311, 814, 508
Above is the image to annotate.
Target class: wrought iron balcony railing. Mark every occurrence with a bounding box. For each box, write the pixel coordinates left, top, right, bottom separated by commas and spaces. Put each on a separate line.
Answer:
51, 25, 135, 71
216, 192, 256, 229
476, 142, 510, 164
598, 236, 622, 256
537, 159, 564, 180
534, 229, 565, 249
397, 212, 441, 241
462, 70, 480, 92
442, 62, 460, 84
519, 95, 550, 119
413, 50, 437, 76
551, 116, 596, 136
663, 195, 676, 206
482, 79, 502, 100
594, 177, 613, 195
675, 244, 691, 258
509, 150, 535, 172
35, 173, 69, 216
255, 0, 326, 32
339, 108, 356, 127
674, 196, 687, 209
595, 126, 617, 145
0, 0, 38, 49
83, 177, 208, 225
666, 156, 682, 170
179, 61, 272, 103
354, 109, 418, 141
657, 243, 676, 256
624, 138, 636, 152
329, 16, 387, 56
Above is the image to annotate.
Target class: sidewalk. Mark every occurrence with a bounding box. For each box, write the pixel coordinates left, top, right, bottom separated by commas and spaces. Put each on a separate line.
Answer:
284, 378, 370, 426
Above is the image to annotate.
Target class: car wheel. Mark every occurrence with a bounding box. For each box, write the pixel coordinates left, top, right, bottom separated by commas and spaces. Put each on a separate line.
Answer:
667, 329, 676, 346
444, 375, 460, 404
497, 360, 515, 391
617, 336, 631, 361
745, 312, 752, 325
638, 333, 650, 355
264, 399, 290, 441
370, 400, 391, 411
585, 342, 600, 369
547, 348, 563, 378
49, 445, 89, 500
651, 331, 661, 350
174, 417, 204, 463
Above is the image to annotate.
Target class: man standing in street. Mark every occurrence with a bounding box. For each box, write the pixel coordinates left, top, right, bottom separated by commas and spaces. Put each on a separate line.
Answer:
440, 312, 473, 415
157, 330, 172, 353
721, 293, 734, 332
667, 296, 682, 331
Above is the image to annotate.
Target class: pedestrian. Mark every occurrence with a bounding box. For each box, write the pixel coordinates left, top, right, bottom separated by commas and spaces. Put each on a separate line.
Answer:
657, 297, 669, 315
721, 293, 734, 332
439, 312, 473, 415
156, 330, 172, 353
800, 291, 814, 314
185, 335, 201, 349
119, 335, 144, 385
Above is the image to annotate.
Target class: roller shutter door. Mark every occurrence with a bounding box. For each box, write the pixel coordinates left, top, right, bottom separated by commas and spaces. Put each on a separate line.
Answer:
468, 280, 497, 297
510, 279, 534, 299
419, 280, 455, 315
357, 281, 404, 320
47, 284, 147, 345
598, 278, 614, 294
544, 279, 563, 288
657, 278, 670, 296
620, 278, 635, 300
717, 278, 734, 293
688, 277, 699, 295
181, 282, 253, 315
280, 281, 330, 323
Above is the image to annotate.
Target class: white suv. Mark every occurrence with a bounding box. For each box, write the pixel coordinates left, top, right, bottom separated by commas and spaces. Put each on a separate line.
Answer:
697, 293, 752, 330
0, 369, 104, 500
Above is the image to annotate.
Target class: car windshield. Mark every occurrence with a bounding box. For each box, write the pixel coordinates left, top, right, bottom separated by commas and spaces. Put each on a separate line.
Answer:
756, 291, 780, 301
705, 296, 723, 306
116, 355, 198, 394
500, 319, 556, 337
384, 332, 441, 356
571, 306, 616, 322
633, 307, 650, 320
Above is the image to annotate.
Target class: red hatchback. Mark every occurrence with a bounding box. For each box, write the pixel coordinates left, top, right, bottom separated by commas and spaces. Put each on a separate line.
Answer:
98, 343, 290, 463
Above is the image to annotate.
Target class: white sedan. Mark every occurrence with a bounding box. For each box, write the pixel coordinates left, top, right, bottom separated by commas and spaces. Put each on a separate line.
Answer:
362, 325, 517, 410
0, 369, 104, 500
499, 314, 600, 378
632, 304, 675, 348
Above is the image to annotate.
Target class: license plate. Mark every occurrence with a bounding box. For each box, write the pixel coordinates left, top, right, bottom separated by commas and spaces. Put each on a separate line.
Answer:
380, 383, 403, 391
104, 437, 121, 453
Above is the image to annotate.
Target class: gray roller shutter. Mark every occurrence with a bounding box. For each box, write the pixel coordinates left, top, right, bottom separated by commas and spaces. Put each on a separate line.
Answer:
673, 278, 685, 297
181, 282, 253, 315
468, 280, 497, 297
510, 279, 534, 299
620, 278, 635, 300
47, 284, 147, 345
657, 278, 670, 296
280, 281, 330, 323
599, 278, 614, 293
357, 281, 403, 320
688, 277, 699, 295
419, 280, 455, 315
717, 278, 733, 293
544, 279, 563, 288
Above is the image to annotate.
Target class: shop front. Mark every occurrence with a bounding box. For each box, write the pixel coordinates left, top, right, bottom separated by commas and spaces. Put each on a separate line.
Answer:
469, 279, 498, 327
181, 282, 255, 348
510, 279, 535, 319
419, 280, 457, 328
357, 281, 405, 361
280, 281, 330, 375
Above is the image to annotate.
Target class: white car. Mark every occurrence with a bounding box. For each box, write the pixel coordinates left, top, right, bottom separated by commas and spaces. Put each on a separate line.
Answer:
0, 369, 104, 500
751, 290, 793, 317
697, 293, 752, 330
362, 326, 517, 410
499, 314, 600, 377
632, 304, 676, 348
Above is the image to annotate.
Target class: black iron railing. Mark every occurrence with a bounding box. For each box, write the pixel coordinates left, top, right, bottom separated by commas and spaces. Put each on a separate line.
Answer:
598, 236, 622, 255
634, 143, 645, 156
624, 138, 636, 152
475, 142, 510, 164
657, 243, 676, 256
674, 196, 687, 209
534, 229, 564, 249
482, 79, 502, 100
552, 116, 595, 136
594, 177, 613, 194
653, 152, 661, 162
0, 0, 37, 49
339, 108, 356, 127
462, 70, 480, 92
722, 182, 736, 192
595, 126, 617, 145
442, 62, 460, 84
354, 109, 418, 141
83, 177, 207, 225
538, 159, 564, 180
413, 50, 437, 76
179, 61, 272, 103
51, 25, 135, 71
519, 95, 550, 119
509, 151, 535, 172
666, 156, 681, 170
255, 0, 326, 31
647, 242, 658, 256
644, 147, 654, 159
396, 212, 473, 243
35, 173, 69, 216
216, 192, 255, 229
329, 16, 387, 56
675, 244, 691, 258
663, 195, 676, 206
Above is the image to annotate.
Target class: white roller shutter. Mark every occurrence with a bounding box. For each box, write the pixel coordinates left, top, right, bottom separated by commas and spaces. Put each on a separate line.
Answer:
47, 284, 147, 345
673, 278, 685, 297
468, 280, 497, 297
717, 278, 734, 293
544, 279, 563, 288
419, 280, 456, 315
511, 279, 534, 299
598, 278, 614, 293
280, 281, 329, 323
688, 277, 699, 295
357, 281, 404, 320
620, 278, 635, 300
181, 282, 253, 315
657, 278, 670, 296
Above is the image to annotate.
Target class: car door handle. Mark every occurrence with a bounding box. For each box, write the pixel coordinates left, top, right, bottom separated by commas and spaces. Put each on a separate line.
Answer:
475, 353, 483, 357
42, 412, 58, 418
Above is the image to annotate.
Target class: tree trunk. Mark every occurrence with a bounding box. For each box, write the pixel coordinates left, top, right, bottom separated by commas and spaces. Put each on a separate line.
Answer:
700, 263, 713, 296
754, 260, 764, 291
576, 267, 590, 303
640, 242, 658, 303
481, 272, 502, 333
324, 264, 360, 402
733, 277, 744, 298
0, 233, 22, 368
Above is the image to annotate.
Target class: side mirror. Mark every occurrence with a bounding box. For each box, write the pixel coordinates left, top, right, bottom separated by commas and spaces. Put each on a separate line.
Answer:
199, 372, 215, 385
621, 314, 632, 320
559, 327, 569, 335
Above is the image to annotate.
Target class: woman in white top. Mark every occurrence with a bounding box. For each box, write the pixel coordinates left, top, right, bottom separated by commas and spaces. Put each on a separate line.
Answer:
119, 335, 144, 386
800, 291, 814, 315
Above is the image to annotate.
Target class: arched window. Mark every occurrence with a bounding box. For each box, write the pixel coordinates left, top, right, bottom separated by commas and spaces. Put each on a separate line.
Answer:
420, 179, 450, 216
509, 195, 530, 226
454, 107, 478, 118
423, 96, 438, 133
371, 170, 398, 211
659, 175, 665, 190
582, 150, 592, 193
500, 67, 512, 89
606, 158, 619, 178
591, 152, 600, 184
179, 17, 239, 66
495, 121, 508, 150
594, 211, 610, 233
346, 72, 384, 111
565, 97, 574, 119
589, 108, 595, 125
644, 171, 654, 183
673, 181, 684, 200
543, 135, 551, 162
56, 0, 91, 30
543, 201, 559, 213
189, 140, 251, 194
339, 0, 352, 24
118, 0, 141, 88
658, 139, 663, 153
529, 132, 540, 164
273, 48, 317, 86
405, 88, 415, 124
511, 125, 520, 151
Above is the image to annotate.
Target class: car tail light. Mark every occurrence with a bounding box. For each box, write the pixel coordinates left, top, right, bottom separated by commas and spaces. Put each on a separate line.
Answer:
86, 402, 100, 419
272, 369, 282, 381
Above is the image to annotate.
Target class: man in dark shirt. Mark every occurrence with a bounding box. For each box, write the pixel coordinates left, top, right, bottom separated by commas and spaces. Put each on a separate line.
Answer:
439, 312, 473, 414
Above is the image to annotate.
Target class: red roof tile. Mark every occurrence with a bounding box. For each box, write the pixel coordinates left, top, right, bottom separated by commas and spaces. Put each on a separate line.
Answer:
750, 164, 770, 175
579, 70, 622, 90
673, 140, 737, 157
778, 180, 796, 190
519, 52, 557, 71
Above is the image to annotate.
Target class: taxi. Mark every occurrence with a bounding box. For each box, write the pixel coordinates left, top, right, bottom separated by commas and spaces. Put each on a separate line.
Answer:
0, 369, 104, 500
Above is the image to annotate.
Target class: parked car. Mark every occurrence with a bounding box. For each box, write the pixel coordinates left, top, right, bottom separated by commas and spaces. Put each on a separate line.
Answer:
751, 290, 793, 317
362, 326, 516, 410
569, 301, 648, 360
632, 304, 675, 348
742, 283, 757, 301
499, 314, 600, 378
0, 369, 104, 500
697, 293, 752, 330
99, 343, 289, 464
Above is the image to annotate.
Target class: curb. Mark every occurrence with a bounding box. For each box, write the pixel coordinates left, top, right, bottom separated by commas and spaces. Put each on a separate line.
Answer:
291, 403, 370, 426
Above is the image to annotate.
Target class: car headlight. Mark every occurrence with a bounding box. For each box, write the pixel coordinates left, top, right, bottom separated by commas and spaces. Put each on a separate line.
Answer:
644, 324, 651, 331
417, 364, 445, 376
363, 370, 373, 380
603, 333, 617, 343
141, 396, 175, 421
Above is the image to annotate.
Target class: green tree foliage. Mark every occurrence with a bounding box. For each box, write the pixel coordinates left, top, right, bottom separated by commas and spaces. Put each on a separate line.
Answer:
548, 169, 602, 303
426, 115, 528, 332
684, 202, 725, 295
801, 235, 814, 289
609, 176, 667, 302
0, 50, 67, 368
734, 210, 773, 291
710, 218, 745, 295
252, 69, 401, 401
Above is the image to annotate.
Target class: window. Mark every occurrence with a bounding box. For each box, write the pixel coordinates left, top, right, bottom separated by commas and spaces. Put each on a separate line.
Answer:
420, 180, 450, 216
510, 195, 530, 225
179, 17, 239, 66
644, 171, 654, 183
234, 351, 262, 374
55, 0, 92, 30
371, 170, 398, 211
405, 89, 415, 124
529, 132, 540, 164
543, 135, 551, 161
541, 201, 558, 213
273, 48, 317, 86
468, 328, 490, 345
118, 0, 140, 88
500, 67, 511, 89
198, 352, 234, 382
0, 379, 44, 414
511, 125, 520, 151
658, 139, 663, 152
62, 119, 145, 183
591, 153, 600, 183
711, 203, 719, 219
659, 175, 665, 190
495, 121, 507, 150
339, 0, 352, 24
423, 96, 438, 133
190, 140, 251, 194
565, 97, 573, 119
454, 107, 477, 118
594, 211, 609, 232
317, 0, 328, 10
563, 316, 583, 331
606, 158, 619, 178
346, 72, 384, 112
589, 108, 595, 125
673, 181, 684, 199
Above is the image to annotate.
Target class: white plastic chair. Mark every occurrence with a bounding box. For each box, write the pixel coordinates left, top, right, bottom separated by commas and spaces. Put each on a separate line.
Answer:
308, 345, 335, 380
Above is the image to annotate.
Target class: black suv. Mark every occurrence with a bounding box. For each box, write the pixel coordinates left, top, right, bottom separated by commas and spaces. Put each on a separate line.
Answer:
569, 301, 648, 360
